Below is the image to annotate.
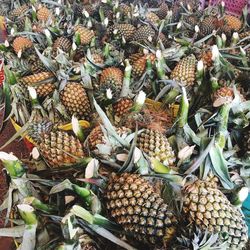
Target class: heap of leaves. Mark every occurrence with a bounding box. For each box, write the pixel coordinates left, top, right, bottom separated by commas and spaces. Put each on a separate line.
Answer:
0, 0, 249, 249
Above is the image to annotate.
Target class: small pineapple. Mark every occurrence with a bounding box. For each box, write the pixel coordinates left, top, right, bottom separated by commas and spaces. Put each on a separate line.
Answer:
120, 4, 131, 17
113, 98, 134, 118
146, 12, 160, 25
105, 173, 178, 247
28, 121, 86, 167
60, 82, 91, 120
12, 37, 33, 55
137, 129, 176, 167
200, 50, 213, 69
156, 2, 169, 19
224, 15, 242, 31
212, 86, 234, 107
111, 24, 136, 42
132, 25, 155, 42
99, 67, 123, 95
170, 54, 197, 86
199, 16, 219, 37
20, 72, 56, 98
131, 53, 156, 79
182, 179, 248, 249
88, 125, 131, 151
74, 25, 95, 45
37, 6, 54, 22
9, 5, 29, 20
53, 37, 72, 54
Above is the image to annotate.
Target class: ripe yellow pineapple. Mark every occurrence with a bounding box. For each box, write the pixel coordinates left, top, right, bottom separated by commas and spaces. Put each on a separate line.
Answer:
170, 54, 197, 86
224, 15, 242, 31
146, 12, 160, 25
60, 82, 91, 120
182, 179, 248, 249
74, 25, 94, 45
37, 6, 54, 22
200, 50, 213, 69
20, 72, 56, 98
137, 129, 176, 167
113, 98, 134, 118
28, 121, 86, 167
105, 173, 178, 247
12, 37, 33, 55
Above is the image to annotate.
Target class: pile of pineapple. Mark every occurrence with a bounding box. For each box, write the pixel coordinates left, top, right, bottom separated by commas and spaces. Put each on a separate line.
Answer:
0, 0, 249, 249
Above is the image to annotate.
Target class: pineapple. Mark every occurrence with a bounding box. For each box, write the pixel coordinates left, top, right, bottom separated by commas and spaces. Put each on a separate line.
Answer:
27, 55, 47, 74
182, 179, 248, 249
113, 98, 134, 118
199, 16, 219, 37
200, 50, 213, 69
20, 72, 56, 98
170, 54, 197, 86
146, 12, 160, 25
212, 86, 234, 107
156, 2, 169, 19
12, 37, 33, 55
132, 25, 155, 42
120, 4, 131, 17
224, 15, 242, 31
105, 173, 178, 247
37, 6, 54, 22
131, 54, 156, 79
74, 25, 95, 45
137, 129, 176, 167
88, 125, 131, 151
9, 5, 29, 20
60, 82, 91, 120
111, 24, 136, 42
53, 37, 72, 54
99, 67, 123, 95
28, 121, 86, 167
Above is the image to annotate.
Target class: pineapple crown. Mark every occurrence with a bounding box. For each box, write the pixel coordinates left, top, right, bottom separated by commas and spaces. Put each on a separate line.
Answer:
28, 120, 54, 143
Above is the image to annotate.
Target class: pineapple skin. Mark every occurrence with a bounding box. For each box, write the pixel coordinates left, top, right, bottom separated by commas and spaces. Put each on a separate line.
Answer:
60, 82, 91, 120
29, 123, 85, 167
12, 37, 33, 54
170, 54, 196, 86
182, 180, 248, 249
105, 173, 178, 247
137, 129, 176, 167
74, 26, 94, 45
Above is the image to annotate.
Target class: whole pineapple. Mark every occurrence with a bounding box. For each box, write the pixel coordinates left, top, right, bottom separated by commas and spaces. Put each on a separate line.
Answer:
146, 12, 160, 25
9, 5, 29, 20
53, 37, 72, 54
37, 6, 54, 22
105, 173, 178, 247
99, 67, 123, 97
199, 16, 219, 37
224, 15, 242, 31
74, 25, 95, 45
60, 82, 91, 120
132, 25, 155, 42
182, 179, 248, 249
113, 98, 134, 118
27, 55, 47, 74
131, 54, 156, 79
170, 54, 197, 86
137, 129, 176, 167
12, 37, 33, 55
111, 24, 136, 42
28, 121, 86, 167
20, 72, 56, 98
156, 2, 169, 19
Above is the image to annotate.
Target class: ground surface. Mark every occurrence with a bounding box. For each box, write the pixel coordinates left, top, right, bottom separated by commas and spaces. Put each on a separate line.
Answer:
0, 120, 29, 250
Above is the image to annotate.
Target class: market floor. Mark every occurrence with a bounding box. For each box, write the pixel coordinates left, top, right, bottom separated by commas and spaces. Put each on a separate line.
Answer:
0, 120, 29, 250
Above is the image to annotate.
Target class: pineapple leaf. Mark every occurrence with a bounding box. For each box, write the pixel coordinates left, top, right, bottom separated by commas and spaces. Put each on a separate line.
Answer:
49, 179, 73, 194
93, 99, 129, 148
35, 47, 57, 73
0, 225, 25, 237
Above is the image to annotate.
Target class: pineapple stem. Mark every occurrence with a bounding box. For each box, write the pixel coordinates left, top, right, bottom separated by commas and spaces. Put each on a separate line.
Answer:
72, 184, 92, 203
215, 104, 230, 149
162, 88, 179, 105
0, 157, 25, 177
23, 197, 56, 214
18, 204, 37, 226
178, 87, 189, 128
120, 59, 132, 98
